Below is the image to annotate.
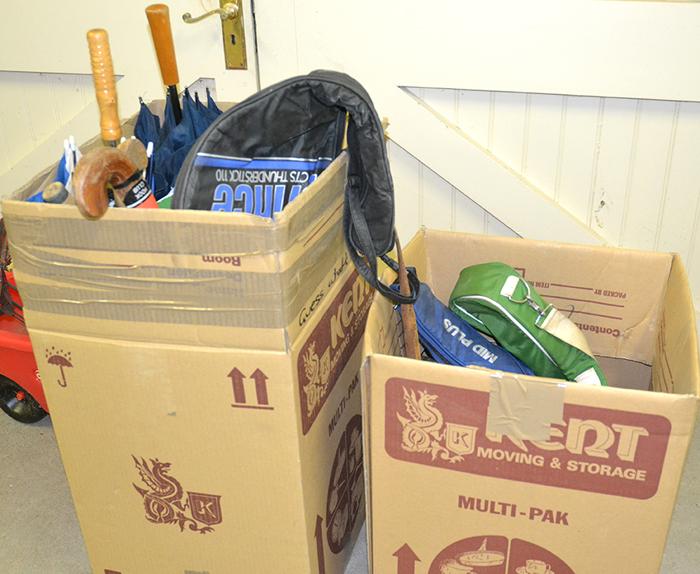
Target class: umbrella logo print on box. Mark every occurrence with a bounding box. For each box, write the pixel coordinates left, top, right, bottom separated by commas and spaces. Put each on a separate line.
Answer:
45, 347, 73, 387
132, 456, 222, 534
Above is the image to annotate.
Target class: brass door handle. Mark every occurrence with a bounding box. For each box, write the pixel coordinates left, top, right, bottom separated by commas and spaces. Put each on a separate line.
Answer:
182, 1, 239, 24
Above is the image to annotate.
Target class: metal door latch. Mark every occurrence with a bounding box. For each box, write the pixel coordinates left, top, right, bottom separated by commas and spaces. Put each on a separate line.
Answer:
182, 2, 239, 23
181, 1, 247, 70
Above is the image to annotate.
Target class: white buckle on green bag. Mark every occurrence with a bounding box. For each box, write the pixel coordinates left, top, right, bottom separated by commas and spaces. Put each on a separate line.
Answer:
501, 275, 552, 326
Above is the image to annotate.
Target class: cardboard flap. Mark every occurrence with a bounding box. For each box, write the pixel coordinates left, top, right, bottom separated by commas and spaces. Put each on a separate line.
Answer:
422, 229, 673, 364
3, 154, 348, 349
653, 254, 700, 395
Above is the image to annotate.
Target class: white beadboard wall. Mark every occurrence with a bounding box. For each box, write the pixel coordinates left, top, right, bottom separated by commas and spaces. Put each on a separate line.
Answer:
0, 71, 95, 174
392, 87, 700, 309
2, 74, 700, 307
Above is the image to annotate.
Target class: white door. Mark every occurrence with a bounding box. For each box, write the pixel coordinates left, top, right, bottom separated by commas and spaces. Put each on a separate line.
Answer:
253, 0, 700, 307
0, 0, 259, 193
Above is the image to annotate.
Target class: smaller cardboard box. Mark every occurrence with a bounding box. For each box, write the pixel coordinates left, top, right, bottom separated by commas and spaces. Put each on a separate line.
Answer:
4, 137, 369, 572
362, 229, 699, 574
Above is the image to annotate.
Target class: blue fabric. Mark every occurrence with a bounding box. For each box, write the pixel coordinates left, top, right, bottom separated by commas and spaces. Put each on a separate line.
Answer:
133, 91, 222, 200
413, 282, 534, 375
206, 87, 222, 117
54, 154, 70, 185
134, 99, 160, 147
27, 155, 69, 202
185, 89, 210, 138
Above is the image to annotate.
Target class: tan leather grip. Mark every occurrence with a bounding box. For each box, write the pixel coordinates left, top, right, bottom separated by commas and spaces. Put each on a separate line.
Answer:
86, 29, 121, 144
146, 4, 180, 87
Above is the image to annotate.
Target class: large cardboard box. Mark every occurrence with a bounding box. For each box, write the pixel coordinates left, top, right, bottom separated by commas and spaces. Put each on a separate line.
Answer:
3, 149, 370, 573
362, 229, 699, 574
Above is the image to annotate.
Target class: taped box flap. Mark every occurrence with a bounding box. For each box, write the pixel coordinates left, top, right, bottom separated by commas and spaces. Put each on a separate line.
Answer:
2, 154, 349, 350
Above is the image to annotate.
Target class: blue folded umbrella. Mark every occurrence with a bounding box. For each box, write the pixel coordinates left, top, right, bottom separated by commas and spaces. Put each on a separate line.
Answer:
204, 87, 222, 121
134, 89, 223, 201
185, 89, 210, 138
134, 98, 160, 148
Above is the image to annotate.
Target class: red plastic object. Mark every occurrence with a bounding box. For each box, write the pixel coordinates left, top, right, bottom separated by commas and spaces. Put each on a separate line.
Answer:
0, 272, 47, 412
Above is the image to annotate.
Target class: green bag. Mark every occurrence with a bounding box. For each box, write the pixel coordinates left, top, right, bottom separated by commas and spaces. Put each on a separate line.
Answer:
449, 262, 607, 386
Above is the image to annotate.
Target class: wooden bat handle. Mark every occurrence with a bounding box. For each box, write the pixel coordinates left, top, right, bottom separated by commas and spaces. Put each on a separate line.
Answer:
86, 29, 121, 145
395, 234, 422, 360
146, 4, 180, 87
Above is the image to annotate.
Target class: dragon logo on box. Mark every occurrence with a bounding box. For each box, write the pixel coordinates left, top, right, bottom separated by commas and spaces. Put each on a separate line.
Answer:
397, 387, 475, 464
132, 456, 222, 534
298, 271, 373, 434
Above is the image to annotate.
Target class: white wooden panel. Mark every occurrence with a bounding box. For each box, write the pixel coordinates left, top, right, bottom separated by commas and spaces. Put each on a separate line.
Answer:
0, 72, 95, 171
556, 96, 602, 225
486, 215, 517, 238
457, 91, 492, 149
421, 163, 456, 232
491, 92, 528, 173
416, 89, 458, 232
524, 94, 565, 199
253, 0, 700, 307
388, 142, 422, 243
0, 1, 258, 97
588, 97, 637, 242
413, 88, 527, 238
0, 1, 259, 199
48, 73, 95, 126
656, 102, 700, 255
0, 1, 258, 128
454, 90, 493, 235
620, 100, 678, 250
382, 84, 602, 243
452, 189, 489, 235
256, 1, 700, 102
396, 89, 494, 238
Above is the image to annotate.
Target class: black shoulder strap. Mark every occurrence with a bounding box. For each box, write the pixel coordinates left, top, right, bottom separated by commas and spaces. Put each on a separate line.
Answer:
307, 70, 417, 304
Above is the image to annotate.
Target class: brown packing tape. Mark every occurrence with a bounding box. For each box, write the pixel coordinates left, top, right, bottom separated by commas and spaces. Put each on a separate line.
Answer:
24, 311, 288, 351
11, 221, 344, 329
4, 206, 280, 256
486, 374, 565, 443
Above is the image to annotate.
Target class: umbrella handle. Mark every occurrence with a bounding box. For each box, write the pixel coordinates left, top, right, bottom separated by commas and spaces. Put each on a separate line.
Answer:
87, 29, 122, 146
146, 4, 183, 124
73, 148, 138, 219
146, 4, 180, 87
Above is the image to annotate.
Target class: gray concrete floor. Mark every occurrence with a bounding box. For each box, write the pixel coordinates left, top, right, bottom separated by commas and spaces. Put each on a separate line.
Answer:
0, 414, 697, 573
